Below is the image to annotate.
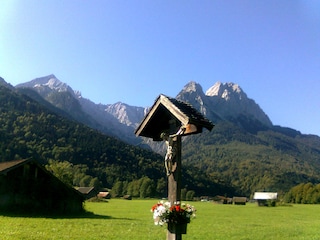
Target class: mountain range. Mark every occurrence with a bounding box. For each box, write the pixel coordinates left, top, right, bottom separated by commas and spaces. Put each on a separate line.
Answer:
15, 75, 274, 148
3, 74, 320, 196
0, 78, 232, 197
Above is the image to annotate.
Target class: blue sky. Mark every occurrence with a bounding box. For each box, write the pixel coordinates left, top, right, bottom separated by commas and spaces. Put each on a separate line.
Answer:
1, 0, 319, 136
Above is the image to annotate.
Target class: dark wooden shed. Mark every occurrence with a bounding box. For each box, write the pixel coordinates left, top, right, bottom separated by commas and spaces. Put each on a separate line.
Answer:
233, 196, 247, 205
0, 159, 84, 214
135, 94, 214, 140
77, 187, 98, 200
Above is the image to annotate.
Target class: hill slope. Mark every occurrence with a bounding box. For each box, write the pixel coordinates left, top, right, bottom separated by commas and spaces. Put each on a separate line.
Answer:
14, 75, 320, 196
16, 75, 143, 145
0, 82, 234, 197
175, 82, 320, 195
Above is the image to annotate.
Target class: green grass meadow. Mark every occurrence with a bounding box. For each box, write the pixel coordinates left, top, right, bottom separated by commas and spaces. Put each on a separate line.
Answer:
1, 199, 320, 240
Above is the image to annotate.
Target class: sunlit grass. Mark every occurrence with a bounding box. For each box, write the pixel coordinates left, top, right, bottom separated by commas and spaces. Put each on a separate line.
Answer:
0, 199, 320, 239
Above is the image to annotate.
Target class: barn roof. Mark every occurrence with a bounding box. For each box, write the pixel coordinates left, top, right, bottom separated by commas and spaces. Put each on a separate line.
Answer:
135, 94, 214, 140
0, 159, 84, 200
0, 159, 31, 174
232, 197, 247, 202
253, 192, 278, 200
77, 187, 96, 194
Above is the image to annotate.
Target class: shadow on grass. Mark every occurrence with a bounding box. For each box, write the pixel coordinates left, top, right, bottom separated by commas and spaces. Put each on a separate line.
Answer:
0, 209, 133, 220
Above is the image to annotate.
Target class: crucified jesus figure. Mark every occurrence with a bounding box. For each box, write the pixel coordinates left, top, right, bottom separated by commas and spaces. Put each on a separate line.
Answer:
160, 127, 186, 176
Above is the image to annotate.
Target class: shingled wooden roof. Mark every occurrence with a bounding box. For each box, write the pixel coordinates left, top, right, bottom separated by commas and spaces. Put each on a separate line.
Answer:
0, 158, 85, 199
0, 159, 30, 174
135, 94, 214, 140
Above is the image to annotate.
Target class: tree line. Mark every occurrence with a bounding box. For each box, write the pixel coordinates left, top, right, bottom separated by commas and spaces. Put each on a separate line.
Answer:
181, 121, 320, 196
4, 85, 320, 199
284, 182, 320, 204
1, 85, 229, 198
46, 158, 320, 202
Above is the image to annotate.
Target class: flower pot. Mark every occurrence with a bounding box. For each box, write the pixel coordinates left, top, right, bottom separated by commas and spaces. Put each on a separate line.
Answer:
168, 222, 187, 234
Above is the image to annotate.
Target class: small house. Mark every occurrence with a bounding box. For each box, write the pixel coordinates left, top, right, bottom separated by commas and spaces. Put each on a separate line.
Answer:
123, 194, 132, 200
212, 195, 233, 204
77, 187, 98, 199
253, 192, 278, 206
97, 191, 110, 199
233, 197, 247, 205
0, 159, 84, 214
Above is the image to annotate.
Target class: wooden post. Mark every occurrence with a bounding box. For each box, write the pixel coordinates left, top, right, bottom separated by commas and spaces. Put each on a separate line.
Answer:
134, 95, 214, 240
167, 135, 182, 240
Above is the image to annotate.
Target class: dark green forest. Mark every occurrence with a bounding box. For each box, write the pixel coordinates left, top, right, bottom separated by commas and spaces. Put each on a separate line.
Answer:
2, 82, 320, 200
181, 120, 320, 196
284, 182, 320, 204
0, 85, 233, 198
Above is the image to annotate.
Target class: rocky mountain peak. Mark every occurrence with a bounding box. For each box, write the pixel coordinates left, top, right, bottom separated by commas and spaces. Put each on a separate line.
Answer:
204, 82, 272, 127
176, 81, 208, 116
176, 81, 205, 101
206, 82, 247, 101
0, 77, 15, 90
14, 74, 273, 142
182, 81, 204, 94
16, 74, 81, 98
0, 77, 6, 84
0, 77, 8, 87
176, 81, 272, 128
104, 102, 145, 128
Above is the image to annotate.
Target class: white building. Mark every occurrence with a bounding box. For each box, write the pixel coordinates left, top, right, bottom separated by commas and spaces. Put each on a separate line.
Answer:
253, 192, 278, 206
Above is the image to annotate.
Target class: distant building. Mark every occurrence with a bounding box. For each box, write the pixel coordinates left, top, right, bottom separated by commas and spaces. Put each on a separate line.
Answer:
97, 191, 110, 199
0, 159, 84, 214
212, 195, 232, 204
123, 194, 132, 200
77, 187, 99, 199
232, 197, 247, 205
253, 192, 278, 206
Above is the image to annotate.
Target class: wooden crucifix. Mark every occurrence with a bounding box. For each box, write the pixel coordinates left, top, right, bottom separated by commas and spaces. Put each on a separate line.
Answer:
161, 125, 184, 240
135, 94, 214, 240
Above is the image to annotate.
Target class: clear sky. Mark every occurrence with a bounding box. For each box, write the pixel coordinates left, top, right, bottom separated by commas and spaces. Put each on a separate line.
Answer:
1, 0, 319, 136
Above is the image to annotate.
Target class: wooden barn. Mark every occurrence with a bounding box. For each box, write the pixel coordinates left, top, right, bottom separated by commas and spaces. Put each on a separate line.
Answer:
0, 159, 84, 214
253, 192, 278, 206
233, 196, 247, 205
97, 191, 111, 199
212, 195, 233, 204
77, 187, 99, 200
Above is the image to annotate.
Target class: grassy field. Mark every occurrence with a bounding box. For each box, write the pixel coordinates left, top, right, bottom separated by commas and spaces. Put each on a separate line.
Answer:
0, 199, 320, 240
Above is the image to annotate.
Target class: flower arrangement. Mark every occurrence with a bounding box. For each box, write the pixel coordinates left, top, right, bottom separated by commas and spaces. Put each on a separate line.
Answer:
151, 201, 196, 226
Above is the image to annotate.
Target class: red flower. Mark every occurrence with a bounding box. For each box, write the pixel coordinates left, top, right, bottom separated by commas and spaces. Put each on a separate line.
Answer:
151, 203, 163, 212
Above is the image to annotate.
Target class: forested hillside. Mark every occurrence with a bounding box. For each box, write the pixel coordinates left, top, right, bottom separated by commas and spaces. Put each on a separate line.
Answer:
0, 85, 234, 197
181, 120, 320, 196
284, 182, 320, 204
0, 85, 159, 179
3, 76, 320, 198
